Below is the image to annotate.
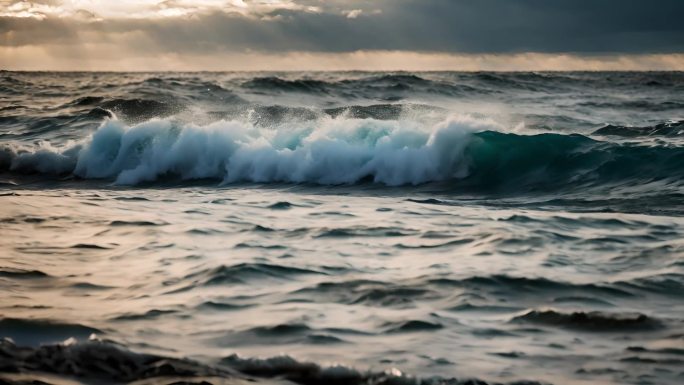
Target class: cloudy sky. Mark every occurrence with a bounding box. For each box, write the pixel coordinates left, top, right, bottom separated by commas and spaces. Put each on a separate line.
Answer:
2, 0, 684, 70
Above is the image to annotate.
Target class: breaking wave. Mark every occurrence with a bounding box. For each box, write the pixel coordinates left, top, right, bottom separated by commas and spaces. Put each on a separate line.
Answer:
0, 115, 483, 185
2, 114, 684, 193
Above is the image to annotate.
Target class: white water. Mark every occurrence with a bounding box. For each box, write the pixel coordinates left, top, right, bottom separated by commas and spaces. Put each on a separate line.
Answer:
9, 114, 502, 185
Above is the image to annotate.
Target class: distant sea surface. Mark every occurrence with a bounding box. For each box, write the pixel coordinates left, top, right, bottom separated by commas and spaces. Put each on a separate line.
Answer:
1, 71, 683, 385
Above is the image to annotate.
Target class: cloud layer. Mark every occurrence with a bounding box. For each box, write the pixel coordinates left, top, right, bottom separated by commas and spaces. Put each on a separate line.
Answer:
2, 0, 684, 70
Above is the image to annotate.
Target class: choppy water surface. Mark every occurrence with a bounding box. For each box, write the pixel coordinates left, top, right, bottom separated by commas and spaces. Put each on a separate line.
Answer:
1, 71, 683, 385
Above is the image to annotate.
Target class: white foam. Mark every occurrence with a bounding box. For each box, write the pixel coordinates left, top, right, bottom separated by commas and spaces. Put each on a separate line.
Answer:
5, 115, 502, 185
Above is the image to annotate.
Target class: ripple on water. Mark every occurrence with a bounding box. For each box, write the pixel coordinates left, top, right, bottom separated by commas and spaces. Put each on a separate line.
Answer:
510, 309, 664, 332
113, 196, 150, 201
234, 242, 287, 250
109, 220, 166, 226
394, 238, 475, 249
316, 226, 415, 238
291, 279, 438, 307
195, 301, 254, 311
110, 309, 180, 321
70, 243, 113, 250
0, 268, 50, 279
184, 262, 327, 287
449, 275, 636, 298
615, 273, 684, 296
383, 319, 444, 333
268, 201, 292, 210
214, 323, 348, 346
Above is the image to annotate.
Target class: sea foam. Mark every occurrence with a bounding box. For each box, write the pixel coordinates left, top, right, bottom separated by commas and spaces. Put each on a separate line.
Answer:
7, 114, 495, 185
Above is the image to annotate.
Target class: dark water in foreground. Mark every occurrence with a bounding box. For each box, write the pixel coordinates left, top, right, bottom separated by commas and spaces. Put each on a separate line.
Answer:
1, 72, 683, 385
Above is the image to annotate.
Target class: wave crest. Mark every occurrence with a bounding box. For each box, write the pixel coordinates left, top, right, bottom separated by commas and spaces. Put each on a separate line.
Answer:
6, 115, 488, 186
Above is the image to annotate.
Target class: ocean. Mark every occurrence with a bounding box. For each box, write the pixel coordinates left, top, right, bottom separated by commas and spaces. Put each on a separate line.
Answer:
1, 71, 683, 385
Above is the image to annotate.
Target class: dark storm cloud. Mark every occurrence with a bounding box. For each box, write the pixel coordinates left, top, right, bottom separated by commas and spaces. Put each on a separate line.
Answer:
2, 0, 684, 54
0, 16, 78, 46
